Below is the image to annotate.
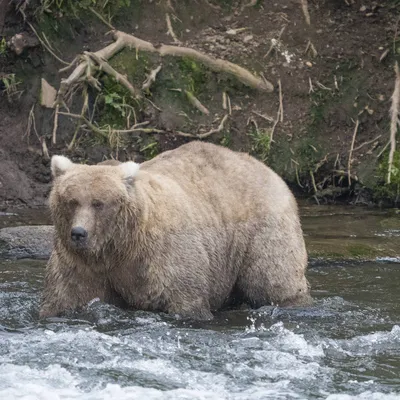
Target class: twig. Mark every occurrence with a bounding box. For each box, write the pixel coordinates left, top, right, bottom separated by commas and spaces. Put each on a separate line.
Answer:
185, 90, 210, 115
316, 81, 332, 91
52, 105, 59, 145
310, 169, 317, 193
89, 6, 115, 30
388, 62, 400, 184
142, 65, 162, 91
352, 134, 382, 152
377, 140, 391, 158
264, 26, 286, 59
301, 0, 311, 26
166, 13, 181, 43
58, 111, 108, 138
176, 115, 228, 139
304, 40, 317, 57
198, 115, 228, 139
27, 22, 69, 65
308, 77, 314, 93
295, 165, 303, 189
278, 79, 284, 122
347, 119, 360, 186
252, 110, 274, 122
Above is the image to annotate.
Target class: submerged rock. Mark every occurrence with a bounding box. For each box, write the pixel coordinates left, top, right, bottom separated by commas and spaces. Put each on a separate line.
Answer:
0, 226, 53, 260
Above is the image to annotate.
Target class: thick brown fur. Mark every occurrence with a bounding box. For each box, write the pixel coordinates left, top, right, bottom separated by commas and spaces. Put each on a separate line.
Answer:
40, 142, 311, 319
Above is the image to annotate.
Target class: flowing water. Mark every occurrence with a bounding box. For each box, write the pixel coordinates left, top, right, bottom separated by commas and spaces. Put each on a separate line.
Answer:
1, 206, 400, 399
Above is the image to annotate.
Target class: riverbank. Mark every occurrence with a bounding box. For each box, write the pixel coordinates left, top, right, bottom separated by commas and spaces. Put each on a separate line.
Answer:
1, 1, 400, 209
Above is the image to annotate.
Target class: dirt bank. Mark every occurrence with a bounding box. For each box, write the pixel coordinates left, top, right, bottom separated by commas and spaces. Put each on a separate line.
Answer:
1, 0, 399, 209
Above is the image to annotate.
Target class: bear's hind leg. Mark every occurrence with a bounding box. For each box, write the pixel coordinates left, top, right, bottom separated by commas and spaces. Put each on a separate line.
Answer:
237, 220, 312, 308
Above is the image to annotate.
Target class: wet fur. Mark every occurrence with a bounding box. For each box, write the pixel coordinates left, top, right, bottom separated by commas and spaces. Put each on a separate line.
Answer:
40, 142, 311, 319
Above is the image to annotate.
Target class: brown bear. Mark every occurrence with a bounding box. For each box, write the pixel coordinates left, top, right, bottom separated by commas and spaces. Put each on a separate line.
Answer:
40, 141, 311, 319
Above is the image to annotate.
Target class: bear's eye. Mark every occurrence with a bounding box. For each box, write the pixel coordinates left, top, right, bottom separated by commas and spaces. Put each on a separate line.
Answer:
92, 200, 104, 209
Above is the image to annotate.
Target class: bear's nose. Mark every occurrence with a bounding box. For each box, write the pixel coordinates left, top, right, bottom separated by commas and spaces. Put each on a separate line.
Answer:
71, 226, 88, 242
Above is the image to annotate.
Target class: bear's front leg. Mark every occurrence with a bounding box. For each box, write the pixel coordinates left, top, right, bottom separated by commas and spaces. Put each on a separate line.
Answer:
40, 251, 110, 318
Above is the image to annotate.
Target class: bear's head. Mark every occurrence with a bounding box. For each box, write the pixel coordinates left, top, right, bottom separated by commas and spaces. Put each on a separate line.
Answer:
49, 155, 140, 254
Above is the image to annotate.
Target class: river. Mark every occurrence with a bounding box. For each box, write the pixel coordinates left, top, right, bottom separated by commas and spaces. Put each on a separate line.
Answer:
1, 205, 400, 399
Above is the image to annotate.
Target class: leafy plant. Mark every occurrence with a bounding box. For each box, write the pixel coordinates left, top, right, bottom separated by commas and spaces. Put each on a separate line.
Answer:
0, 74, 22, 101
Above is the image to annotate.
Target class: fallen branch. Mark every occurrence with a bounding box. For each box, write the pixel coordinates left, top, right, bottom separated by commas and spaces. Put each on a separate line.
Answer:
347, 119, 360, 186
388, 62, 400, 184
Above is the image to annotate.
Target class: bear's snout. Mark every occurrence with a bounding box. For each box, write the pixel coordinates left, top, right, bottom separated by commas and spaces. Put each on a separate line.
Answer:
71, 226, 88, 244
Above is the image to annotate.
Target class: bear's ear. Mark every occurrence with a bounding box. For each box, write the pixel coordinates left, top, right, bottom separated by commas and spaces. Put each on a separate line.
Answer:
51, 155, 74, 178
119, 161, 140, 185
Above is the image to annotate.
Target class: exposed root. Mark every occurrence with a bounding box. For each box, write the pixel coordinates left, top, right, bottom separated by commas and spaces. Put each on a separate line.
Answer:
278, 79, 284, 122
176, 115, 228, 139
59, 111, 164, 140
185, 90, 210, 115
301, 0, 311, 26
52, 105, 59, 145
348, 119, 360, 186
264, 26, 286, 59
56, 29, 273, 109
308, 77, 314, 93
166, 13, 181, 44
352, 134, 382, 152
89, 6, 115, 30
24, 104, 39, 144
309, 169, 317, 193
388, 62, 400, 184
27, 22, 69, 65
304, 40, 317, 57
85, 51, 141, 98
142, 65, 162, 91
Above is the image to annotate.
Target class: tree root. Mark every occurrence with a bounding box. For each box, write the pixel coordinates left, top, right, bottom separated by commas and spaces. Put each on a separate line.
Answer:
56, 29, 273, 108
142, 65, 162, 91
388, 62, 400, 184
300, 0, 311, 26
85, 51, 141, 98
347, 119, 360, 186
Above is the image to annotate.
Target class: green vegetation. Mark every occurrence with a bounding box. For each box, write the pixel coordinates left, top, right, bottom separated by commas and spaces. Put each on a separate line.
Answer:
38, 0, 131, 20
138, 137, 160, 160
0, 38, 7, 55
373, 150, 400, 204
0, 74, 22, 101
249, 127, 271, 162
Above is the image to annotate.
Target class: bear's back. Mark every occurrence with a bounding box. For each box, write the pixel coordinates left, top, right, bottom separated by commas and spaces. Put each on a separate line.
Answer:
140, 141, 295, 217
